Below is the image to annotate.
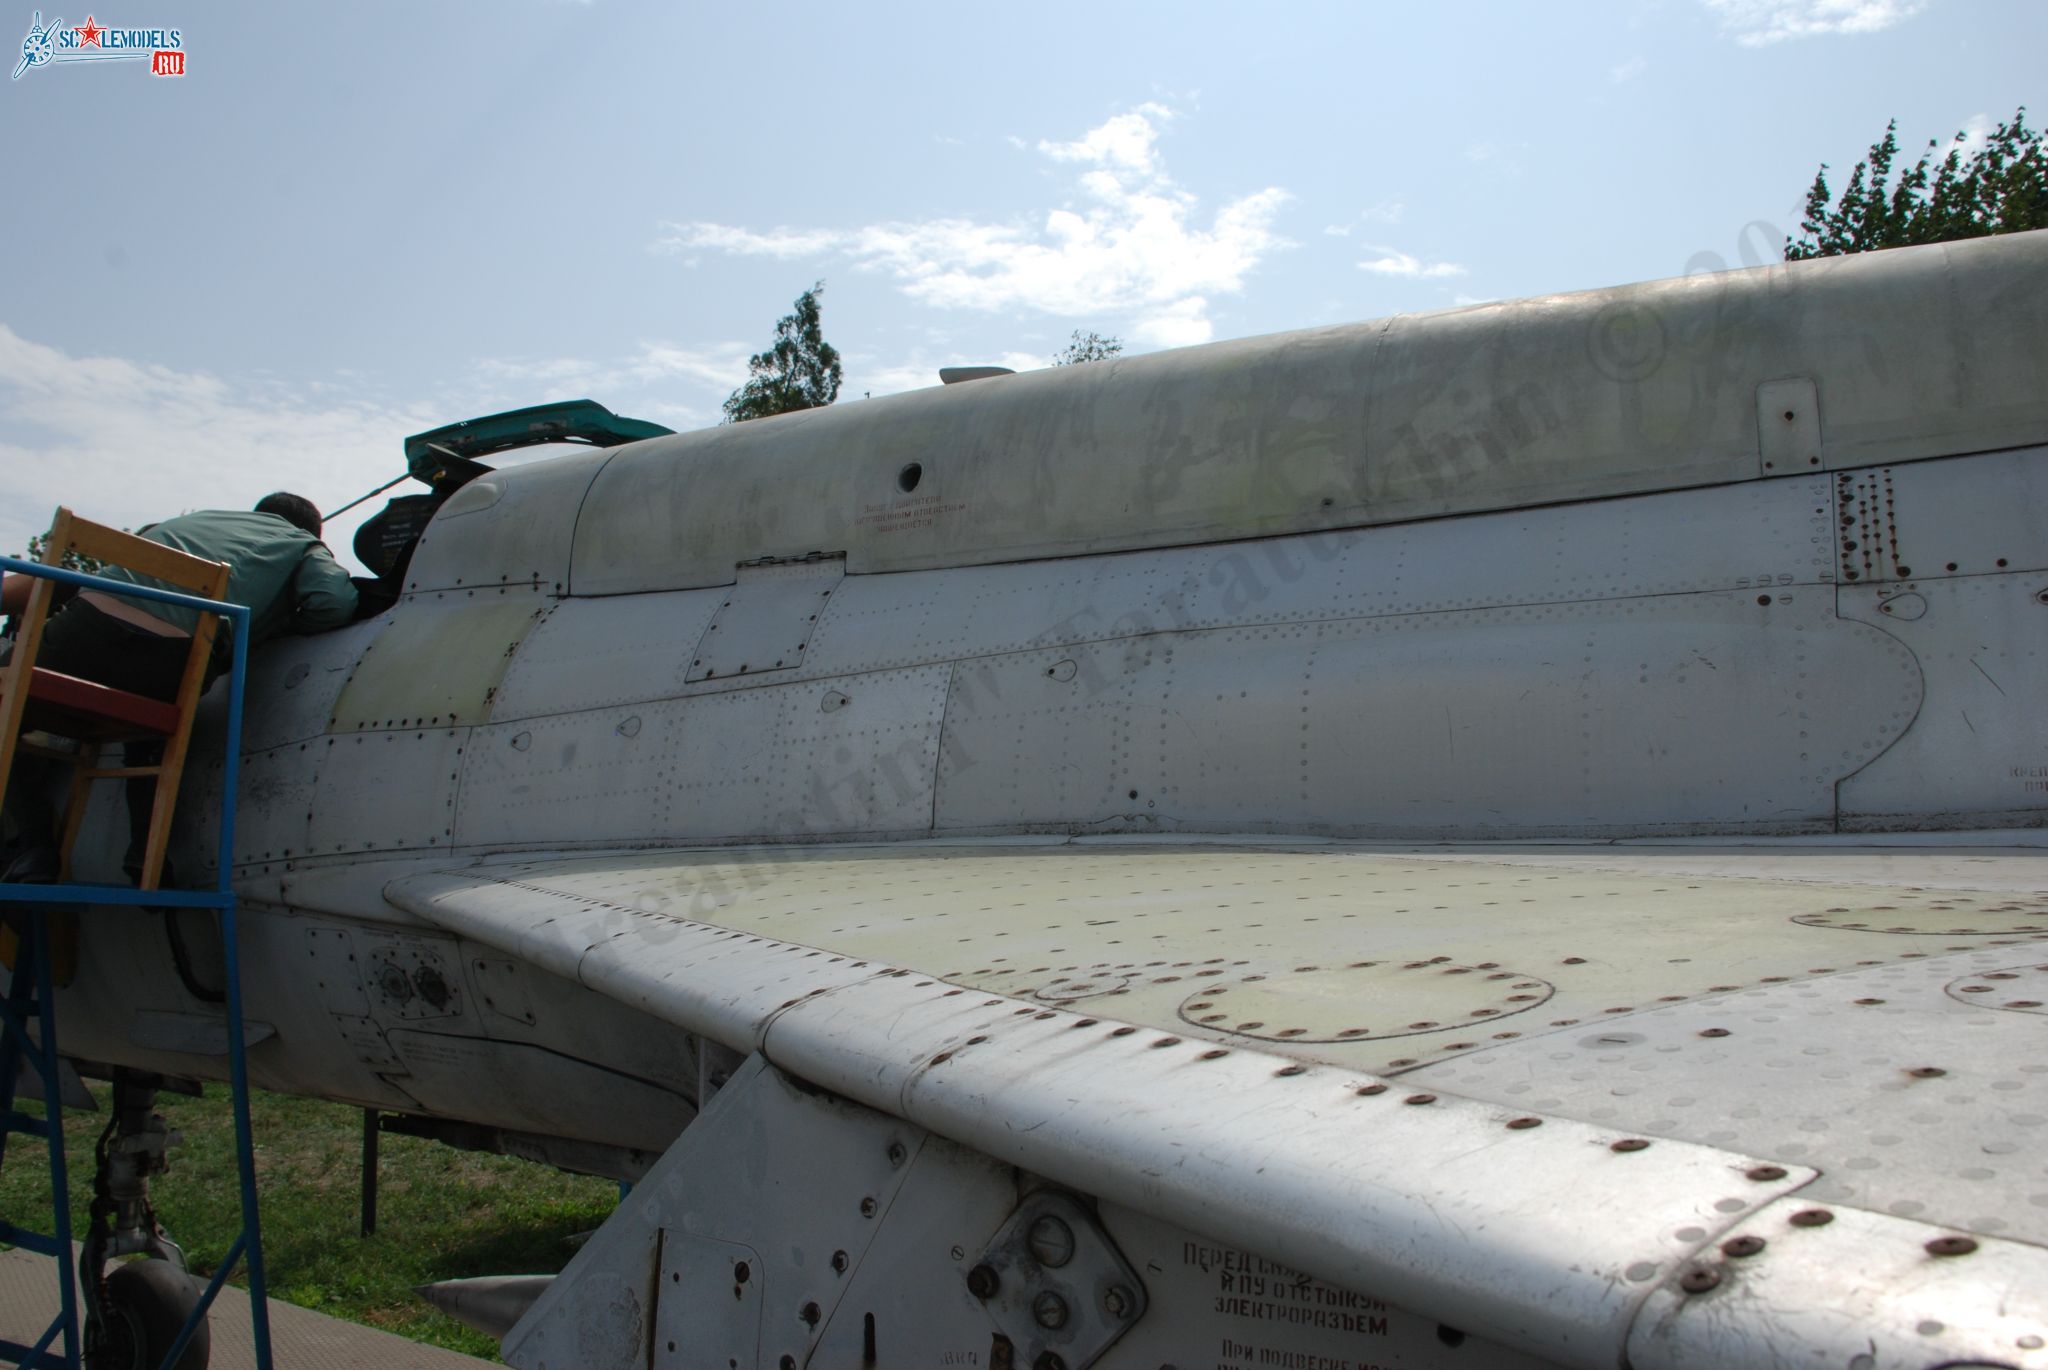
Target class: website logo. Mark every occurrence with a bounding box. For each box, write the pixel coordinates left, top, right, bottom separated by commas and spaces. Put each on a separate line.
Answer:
13, 11, 184, 80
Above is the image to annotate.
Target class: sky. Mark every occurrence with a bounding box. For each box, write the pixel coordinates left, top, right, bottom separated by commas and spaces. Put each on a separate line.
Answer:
2, 0, 2042, 571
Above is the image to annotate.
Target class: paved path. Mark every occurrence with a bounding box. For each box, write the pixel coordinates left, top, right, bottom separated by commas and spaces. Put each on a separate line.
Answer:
0, 1246, 495, 1368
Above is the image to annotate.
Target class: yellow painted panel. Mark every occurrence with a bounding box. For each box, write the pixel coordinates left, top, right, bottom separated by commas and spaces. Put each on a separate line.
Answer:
329, 601, 546, 733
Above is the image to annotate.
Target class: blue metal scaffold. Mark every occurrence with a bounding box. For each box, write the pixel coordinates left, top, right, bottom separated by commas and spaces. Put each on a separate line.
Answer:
0, 556, 273, 1370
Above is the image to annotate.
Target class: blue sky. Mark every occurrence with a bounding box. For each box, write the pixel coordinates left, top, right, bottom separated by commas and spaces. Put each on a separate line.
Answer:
3, 0, 2042, 569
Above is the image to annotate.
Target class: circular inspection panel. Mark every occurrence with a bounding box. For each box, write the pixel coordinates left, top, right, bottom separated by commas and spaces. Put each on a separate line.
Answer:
1031, 973, 1144, 1004
1794, 895, 2048, 936
1945, 963, 2048, 1013
1176, 960, 1555, 1044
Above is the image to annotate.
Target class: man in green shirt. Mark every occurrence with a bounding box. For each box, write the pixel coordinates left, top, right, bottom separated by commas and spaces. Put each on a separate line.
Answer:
2, 492, 359, 881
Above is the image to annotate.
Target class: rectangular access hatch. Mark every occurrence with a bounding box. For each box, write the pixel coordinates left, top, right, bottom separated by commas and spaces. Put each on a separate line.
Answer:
685, 554, 844, 684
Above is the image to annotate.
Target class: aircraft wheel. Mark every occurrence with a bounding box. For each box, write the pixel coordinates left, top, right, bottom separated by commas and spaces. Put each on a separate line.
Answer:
93, 1258, 210, 1370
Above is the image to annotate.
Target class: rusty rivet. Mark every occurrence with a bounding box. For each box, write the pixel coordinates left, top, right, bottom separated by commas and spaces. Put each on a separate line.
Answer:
1355, 1084, 1388, 1096
1200, 1048, 1229, 1060
1612, 1138, 1651, 1153
1678, 1267, 1721, 1294
1110, 1026, 1137, 1037
801, 1301, 821, 1327
1788, 1208, 1834, 1228
1151, 1036, 1181, 1048
1721, 1235, 1766, 1258
1925, 1235, 1978, 1257
1276, 1064, 1307, 1077
1404, 1093, 1436, 1106
966, 1264, 1000, 1299
859, 1196, 877, 1218
1506, 1117, 1542, 1130
831, 1250, 849, 1273
1853, 998, 1885, 1005
1907, 1066, 1946, 1078
1747, 1165, 1788, 1182
1699, 1028, 1731, 1038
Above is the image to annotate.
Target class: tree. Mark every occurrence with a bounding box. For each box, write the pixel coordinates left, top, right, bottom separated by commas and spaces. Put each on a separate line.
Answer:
1786, 107, 2046, 260
1053, 330, 1124, 365
722, 282, 843, 423
21, 532, 105, 574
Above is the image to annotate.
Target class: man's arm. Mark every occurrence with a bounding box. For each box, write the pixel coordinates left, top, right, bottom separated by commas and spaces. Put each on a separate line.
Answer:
289, 543, 360, 632
0, 572, 26, 618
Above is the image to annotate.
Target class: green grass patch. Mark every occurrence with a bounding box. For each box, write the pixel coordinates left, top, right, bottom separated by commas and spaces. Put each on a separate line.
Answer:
1, 1087, 619, 1359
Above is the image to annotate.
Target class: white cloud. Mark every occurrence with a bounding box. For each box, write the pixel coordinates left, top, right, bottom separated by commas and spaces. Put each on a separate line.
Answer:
1701, 0, 1928, 45
652, 104, 1291, 348
1324, 199, 1407, 237
1951, 110, 1994, 156
1039, 101, 1176, 175
665, 224, 845, 260
1461, 140, 1526, 178
0, 325, 744, 576
469, 342, 751, 411
1610, 55, 1647, 82
1359, 247, 1467, 279
0, 323, 437, 573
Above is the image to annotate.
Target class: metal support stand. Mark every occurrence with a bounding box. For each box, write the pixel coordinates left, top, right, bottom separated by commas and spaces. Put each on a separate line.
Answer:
0, 557, 273, 1370
360, 1109, 379, 1238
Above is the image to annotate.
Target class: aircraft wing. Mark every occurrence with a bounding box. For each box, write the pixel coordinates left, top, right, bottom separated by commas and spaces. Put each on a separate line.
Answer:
384, 836, 2048, 1368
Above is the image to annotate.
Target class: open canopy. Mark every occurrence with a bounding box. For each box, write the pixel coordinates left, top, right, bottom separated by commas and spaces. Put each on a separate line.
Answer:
403, 399, 674, 492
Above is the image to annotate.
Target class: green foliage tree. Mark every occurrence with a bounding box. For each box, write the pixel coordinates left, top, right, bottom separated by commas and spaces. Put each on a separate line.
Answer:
1786, 107, 2046, 259
1053, 330, 1124, 365
722, 282, 843, 423
21, 532, 105, 574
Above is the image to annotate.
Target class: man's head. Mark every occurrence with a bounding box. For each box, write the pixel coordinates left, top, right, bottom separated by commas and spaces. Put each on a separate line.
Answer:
255, 492, 323, 538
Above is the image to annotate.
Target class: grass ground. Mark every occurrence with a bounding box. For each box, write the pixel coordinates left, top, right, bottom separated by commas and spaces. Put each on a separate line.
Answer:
0, 1085, 619, 1359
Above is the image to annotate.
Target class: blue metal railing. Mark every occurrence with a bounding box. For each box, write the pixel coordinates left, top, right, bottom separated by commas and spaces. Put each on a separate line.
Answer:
0, 555, 272, 1370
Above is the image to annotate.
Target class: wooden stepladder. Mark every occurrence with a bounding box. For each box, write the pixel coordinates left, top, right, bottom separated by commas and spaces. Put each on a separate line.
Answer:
0, 508, 230, 890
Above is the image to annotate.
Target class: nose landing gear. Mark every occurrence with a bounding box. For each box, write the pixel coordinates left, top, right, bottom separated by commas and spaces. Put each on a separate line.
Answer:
82, 1069, 210, 1370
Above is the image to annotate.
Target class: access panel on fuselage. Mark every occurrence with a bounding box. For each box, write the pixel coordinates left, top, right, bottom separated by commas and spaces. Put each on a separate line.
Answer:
683, 556, 844, 684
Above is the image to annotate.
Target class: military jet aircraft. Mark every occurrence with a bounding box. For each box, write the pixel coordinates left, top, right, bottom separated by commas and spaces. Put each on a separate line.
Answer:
35, 227, 2048, 1369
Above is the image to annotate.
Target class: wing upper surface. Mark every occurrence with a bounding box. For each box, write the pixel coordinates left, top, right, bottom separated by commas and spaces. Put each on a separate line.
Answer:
387, 837, 2048, 1055
386, 837, 2048, 1216
384, 836, 2048, 1365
